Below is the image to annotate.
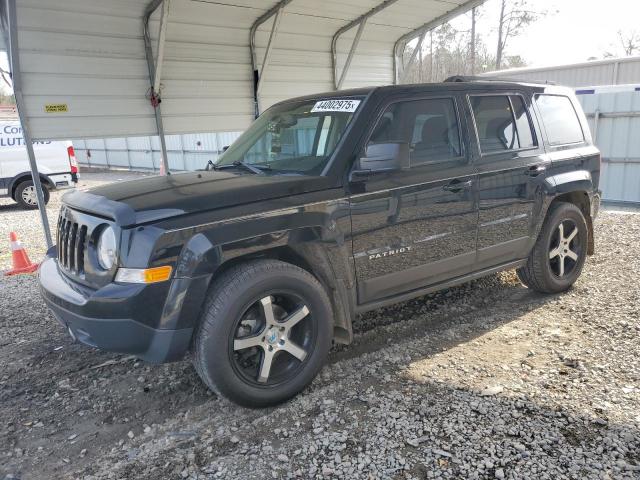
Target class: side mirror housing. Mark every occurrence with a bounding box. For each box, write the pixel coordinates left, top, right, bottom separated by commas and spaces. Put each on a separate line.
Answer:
352, 142, 409, 179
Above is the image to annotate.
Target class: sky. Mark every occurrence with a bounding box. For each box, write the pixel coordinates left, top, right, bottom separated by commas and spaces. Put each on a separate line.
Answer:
451, 0, 640, 68
1, 0, 640, 94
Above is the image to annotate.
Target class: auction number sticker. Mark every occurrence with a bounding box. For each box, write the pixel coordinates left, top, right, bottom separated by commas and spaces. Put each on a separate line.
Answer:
311, 99, 360, 113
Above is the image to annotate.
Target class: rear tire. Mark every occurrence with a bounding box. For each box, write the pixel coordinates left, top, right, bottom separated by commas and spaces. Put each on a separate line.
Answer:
516, 202, 588, 294
193, 259, 332, 407
14, 180, 50, 209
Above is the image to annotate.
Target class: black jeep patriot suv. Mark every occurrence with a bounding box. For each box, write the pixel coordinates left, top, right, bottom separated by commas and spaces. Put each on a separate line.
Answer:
40, 78, 601, 407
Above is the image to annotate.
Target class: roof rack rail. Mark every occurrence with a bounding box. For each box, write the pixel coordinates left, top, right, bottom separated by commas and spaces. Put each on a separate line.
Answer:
443, 75, 556, 86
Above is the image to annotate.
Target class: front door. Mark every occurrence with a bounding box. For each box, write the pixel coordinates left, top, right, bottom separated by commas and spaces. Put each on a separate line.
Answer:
466, 92, 548, 270
349, 95, 478, 305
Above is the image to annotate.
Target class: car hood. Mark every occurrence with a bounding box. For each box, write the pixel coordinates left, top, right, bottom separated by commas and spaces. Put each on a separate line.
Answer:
63, 171, 333, 226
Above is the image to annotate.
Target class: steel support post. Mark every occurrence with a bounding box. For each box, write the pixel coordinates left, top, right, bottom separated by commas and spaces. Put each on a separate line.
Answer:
143, 0, 171, 175
4, 0, 52, 248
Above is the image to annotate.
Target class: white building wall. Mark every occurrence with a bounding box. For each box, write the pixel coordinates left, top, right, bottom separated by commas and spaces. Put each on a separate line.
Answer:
73, 131, 243, 173
483, 56, 640, 87
577, 87, 640, 204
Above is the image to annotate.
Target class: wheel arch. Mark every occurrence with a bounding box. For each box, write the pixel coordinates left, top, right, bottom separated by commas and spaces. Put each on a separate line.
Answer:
548, 190, 594, 255
211, 243, 355, 345
9, 172, 53, 199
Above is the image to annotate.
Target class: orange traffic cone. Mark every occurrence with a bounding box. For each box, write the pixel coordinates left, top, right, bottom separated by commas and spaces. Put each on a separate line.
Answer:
4, 232, 39, 276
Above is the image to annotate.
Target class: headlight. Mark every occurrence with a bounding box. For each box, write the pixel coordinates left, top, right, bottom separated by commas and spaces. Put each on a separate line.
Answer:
97, 226, 117, 270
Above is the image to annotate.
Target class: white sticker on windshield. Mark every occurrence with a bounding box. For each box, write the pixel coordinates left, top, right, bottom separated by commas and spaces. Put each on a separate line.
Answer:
311, 99, 361, 113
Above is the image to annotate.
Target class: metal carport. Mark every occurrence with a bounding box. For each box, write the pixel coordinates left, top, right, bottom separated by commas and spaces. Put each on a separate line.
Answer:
0, 0, 484, 247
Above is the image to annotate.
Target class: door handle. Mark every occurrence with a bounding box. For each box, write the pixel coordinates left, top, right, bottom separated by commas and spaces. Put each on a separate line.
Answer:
525, 165, 546, 176
443, 179, 473, 192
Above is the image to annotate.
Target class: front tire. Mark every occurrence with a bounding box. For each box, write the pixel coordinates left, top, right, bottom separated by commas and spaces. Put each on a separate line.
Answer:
193, 259, 332, 407
14, 180, 50, 209
517, 202, 588, 293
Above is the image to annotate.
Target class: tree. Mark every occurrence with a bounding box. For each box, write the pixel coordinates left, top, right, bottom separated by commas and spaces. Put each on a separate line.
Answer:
470, 7, 477, 74
502, 55, 527, 69
0, 67, 15, 105
601, 30, 640, 59
495, 0, 541, 70
398, 0, 548, 84
618, 30, 640, 56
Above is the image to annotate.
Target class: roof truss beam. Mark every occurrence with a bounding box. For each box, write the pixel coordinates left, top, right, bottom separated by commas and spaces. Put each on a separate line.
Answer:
250, 0, 294, 117
256, 2, 285, 96
331, 0, 401, 90
399, 30, 426, 83
393, 0, 486, 84
336, 18, 367, 90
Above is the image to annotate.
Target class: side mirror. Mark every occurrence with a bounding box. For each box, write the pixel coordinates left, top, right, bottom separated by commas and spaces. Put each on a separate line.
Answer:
352, 142, 409, 179
222, 145, 230, 152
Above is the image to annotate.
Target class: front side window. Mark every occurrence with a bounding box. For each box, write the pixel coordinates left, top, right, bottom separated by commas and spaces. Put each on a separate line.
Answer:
368, 97, 462, 166
535, 94, 584, 146
470, 94, 538, 154
218, 98, 362, 175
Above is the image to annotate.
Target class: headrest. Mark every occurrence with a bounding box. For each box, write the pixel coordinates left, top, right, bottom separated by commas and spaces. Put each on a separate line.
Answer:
420, 116, 449, 147
485, 118, 509, 139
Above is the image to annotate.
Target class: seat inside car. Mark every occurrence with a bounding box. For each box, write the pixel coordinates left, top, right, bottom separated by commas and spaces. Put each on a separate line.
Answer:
412, 116, 455, 162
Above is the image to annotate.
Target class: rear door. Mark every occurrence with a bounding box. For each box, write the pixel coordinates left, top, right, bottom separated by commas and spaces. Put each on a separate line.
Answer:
466, 91, 548, 270
349, 93, 478, 304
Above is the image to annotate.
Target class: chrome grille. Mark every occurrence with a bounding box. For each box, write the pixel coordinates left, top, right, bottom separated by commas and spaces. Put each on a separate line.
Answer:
57, 213, 88, 275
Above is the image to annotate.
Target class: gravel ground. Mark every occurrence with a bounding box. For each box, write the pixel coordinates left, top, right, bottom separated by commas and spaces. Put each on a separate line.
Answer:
1, 172, 639, 480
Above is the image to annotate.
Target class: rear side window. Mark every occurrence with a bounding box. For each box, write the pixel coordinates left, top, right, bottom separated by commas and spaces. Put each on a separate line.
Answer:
369, 97, 462, 166
535, 94, 584, 145
470, 95, 536, 153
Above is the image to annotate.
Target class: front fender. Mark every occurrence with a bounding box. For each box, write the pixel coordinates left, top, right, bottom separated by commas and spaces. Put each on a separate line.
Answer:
156, 198, 356, 341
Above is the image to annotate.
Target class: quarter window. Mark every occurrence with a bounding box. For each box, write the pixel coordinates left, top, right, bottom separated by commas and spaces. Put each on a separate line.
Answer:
470, 95, 536, 153
535, 94, 584, 145
368, 98, 462, 166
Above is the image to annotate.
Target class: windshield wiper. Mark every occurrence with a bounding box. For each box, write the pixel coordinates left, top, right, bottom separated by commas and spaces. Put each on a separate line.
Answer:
233, 161, 264, 175
213, 161, 269, 175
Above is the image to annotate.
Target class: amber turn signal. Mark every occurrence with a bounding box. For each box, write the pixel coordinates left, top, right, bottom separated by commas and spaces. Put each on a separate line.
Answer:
115, 265, 173, 284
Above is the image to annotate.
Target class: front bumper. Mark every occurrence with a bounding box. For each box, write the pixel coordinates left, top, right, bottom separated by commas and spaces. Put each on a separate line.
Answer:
39, 255, 193, 363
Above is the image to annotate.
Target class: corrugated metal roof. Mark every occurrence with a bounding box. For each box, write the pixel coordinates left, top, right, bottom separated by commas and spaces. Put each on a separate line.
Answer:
1, 0, 483, 140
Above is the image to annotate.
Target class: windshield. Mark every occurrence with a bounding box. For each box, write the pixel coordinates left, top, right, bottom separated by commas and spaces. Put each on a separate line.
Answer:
217, 97, 363, 175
